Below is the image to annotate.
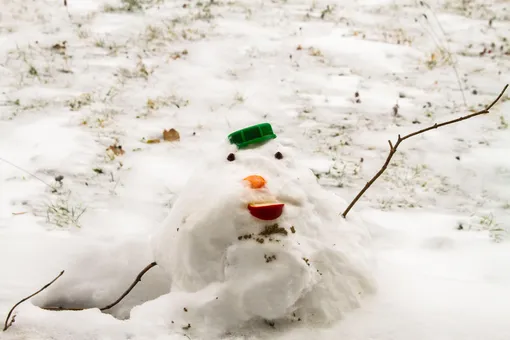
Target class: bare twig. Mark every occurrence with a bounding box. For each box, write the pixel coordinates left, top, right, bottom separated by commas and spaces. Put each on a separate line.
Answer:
4, 315, 15, 331
342, 84, 509, 218
100, 261, 157, 311
42, 262, 158, 312
4, 262, 158, 331
0, 157, 54, 190
3, 271, 65, 331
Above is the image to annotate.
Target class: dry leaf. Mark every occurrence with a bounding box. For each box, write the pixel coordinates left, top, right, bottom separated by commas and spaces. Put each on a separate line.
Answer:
163, 128, 180, 142
296, 45, 303, 50
146, 139, 161, 144
308, 47, 323, 57
107, 144, 125, 156
52, 41, 67, 54
147, 99, 156, 109
170, 50, 188, 60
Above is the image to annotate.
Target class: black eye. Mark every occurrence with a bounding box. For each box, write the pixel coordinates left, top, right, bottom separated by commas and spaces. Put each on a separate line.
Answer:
227, 153, 236, 162
274, 152, 283, 160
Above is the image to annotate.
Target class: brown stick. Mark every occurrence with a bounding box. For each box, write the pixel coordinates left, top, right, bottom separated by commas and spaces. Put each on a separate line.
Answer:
342, 84, 509, 218
100, 261, 157, 311
3, 271, 65, 331
42, 262, 158, 312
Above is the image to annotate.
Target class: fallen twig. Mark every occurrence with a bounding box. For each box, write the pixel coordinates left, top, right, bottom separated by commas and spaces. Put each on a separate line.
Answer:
4, 315, 15, 331
100, 261, 158, 311
41, 262, 158, 312
3, 271, 65, 331
4, 262, 159, 331
342, 84, 509, 218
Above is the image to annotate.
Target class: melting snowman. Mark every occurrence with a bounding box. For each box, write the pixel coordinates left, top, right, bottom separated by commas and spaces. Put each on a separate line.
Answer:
142, 123, 375, 332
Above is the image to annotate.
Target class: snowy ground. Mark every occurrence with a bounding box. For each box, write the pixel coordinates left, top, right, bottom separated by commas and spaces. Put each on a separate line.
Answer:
1, 0, 510, 339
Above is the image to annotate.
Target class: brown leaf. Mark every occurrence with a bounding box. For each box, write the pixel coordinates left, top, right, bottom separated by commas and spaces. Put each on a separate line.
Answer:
52, 41, 67, 53
170, 50, 188, 60
296, 45, 303, 50
107, 144, 125, 156
163, 128, 180, 142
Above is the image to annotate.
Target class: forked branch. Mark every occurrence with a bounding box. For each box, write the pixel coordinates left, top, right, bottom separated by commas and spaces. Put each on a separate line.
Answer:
342, 84, 509, 218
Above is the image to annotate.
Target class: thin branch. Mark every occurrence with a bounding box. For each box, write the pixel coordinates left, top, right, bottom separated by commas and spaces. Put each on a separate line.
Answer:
3, 271, 65, 331
4, 262, 158, 331
4, 315, 15, 330
342, 84, 509, 218
41, 262, 158, 312
99, 261, 157, 311
0, 157, 54, 190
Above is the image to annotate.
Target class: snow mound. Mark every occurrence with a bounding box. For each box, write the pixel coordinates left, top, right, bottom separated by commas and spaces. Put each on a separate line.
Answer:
148, 134, 375, 334
31, 237, 171, 320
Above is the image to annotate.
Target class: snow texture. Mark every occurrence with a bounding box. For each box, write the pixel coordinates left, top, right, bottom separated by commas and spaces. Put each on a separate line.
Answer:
1, 0, 510, 339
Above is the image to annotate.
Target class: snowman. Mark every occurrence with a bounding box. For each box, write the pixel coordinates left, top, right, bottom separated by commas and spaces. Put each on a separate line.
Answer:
149, 123, 375, 329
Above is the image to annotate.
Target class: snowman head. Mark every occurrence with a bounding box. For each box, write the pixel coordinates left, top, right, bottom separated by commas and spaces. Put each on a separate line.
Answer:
177, 123, 329, 240
220, 123, 313, 223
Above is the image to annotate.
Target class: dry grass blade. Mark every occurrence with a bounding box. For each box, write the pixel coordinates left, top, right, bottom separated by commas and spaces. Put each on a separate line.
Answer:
342, 84, 509, 218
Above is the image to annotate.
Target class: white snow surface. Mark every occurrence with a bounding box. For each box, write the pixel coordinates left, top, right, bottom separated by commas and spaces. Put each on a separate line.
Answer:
1, 0, 510, 339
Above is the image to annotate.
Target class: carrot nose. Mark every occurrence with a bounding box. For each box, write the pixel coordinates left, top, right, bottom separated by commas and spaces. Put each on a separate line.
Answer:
244, 175, 266, 189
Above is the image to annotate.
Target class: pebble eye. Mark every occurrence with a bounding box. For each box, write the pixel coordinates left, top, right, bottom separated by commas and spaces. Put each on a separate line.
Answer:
274, 152, 283, 160
227, 153, 236, 162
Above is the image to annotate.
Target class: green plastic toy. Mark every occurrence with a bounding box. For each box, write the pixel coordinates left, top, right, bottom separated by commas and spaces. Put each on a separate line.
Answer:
228, 123, 277, 149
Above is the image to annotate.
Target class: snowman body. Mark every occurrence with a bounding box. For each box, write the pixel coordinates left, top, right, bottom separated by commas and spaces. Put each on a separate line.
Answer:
151, 132, 374, 324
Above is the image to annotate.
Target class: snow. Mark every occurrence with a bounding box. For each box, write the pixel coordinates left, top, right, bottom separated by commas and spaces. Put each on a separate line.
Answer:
1, 0, 510, 339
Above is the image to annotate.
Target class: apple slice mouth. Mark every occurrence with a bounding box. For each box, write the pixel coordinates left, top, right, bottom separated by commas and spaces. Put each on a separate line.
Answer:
248, 202, 285, 221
